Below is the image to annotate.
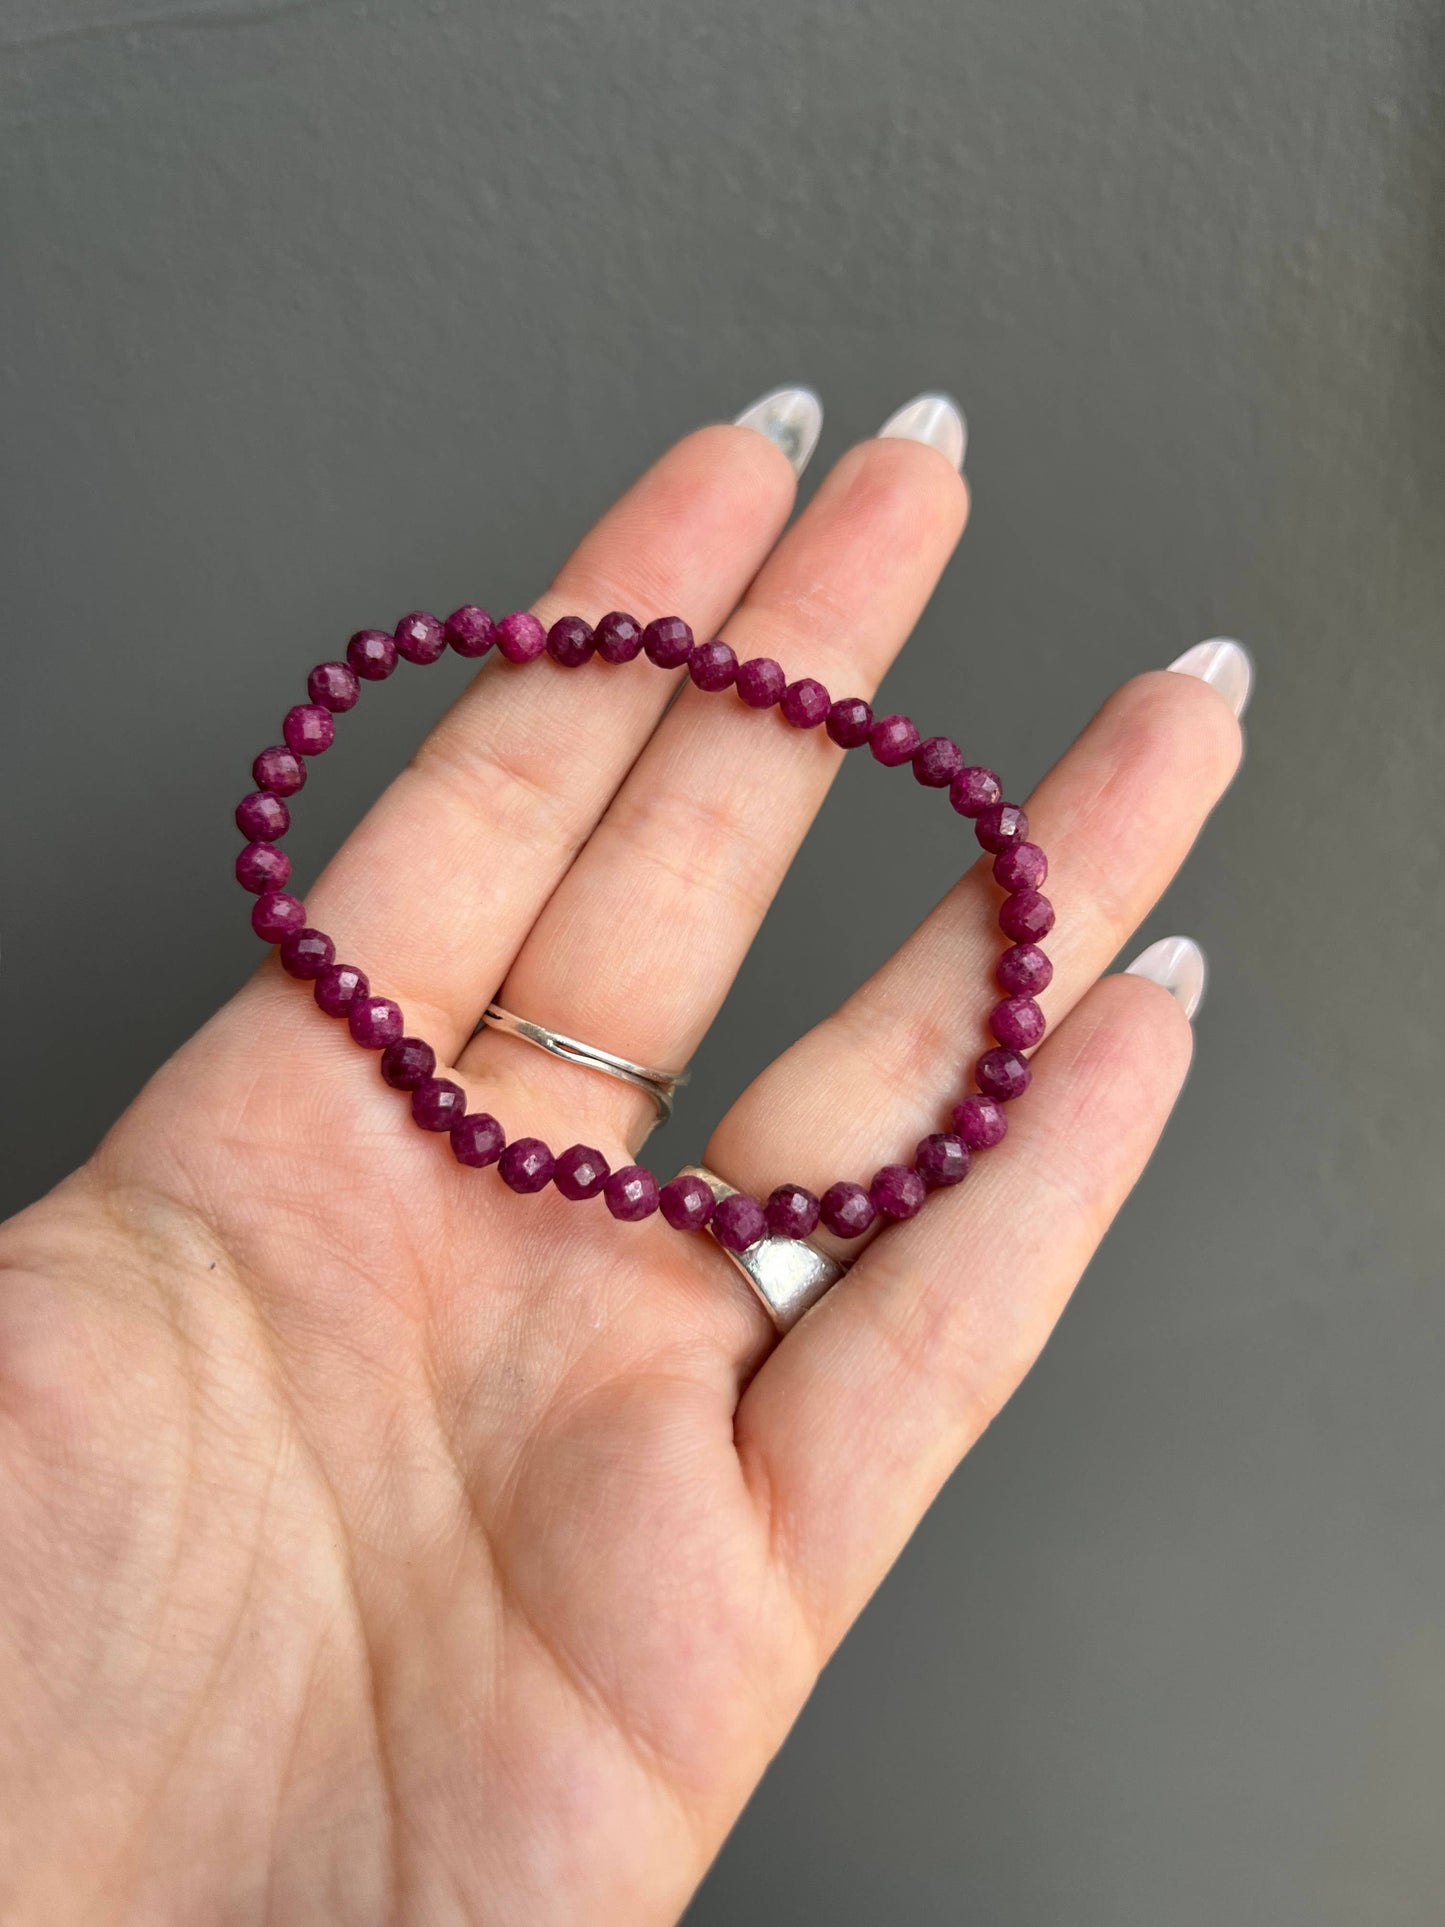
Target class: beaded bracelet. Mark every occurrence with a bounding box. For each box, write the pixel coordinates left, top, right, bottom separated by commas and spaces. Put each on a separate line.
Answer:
235, 607, 1054, 1256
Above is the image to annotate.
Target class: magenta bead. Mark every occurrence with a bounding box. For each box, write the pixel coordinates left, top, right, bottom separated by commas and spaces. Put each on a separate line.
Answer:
279, 927, 334, 980
642, 615, 694, 668
736, 657, 786, 708
314, 962, 369, 1016
997, 942, 1053, 997
235, 790, 290, 841
915, 1132, 969, 1188
871, 1164, 927, 1220
253, 745, 306, 796
820, 1181, 876, 1238
976, 1047, 1032, 1102
445, 605, 496, 659
913, 736, 963, 787
780, 678, 830, 728
380, 1036, 436, 1091
283, 703, 335, 757
594, 611, 644, 663
712, 1192, 767, 1252
659, 1172, 715, 1231
689, 640, 738, 691
999, 889, 1055, 943
307, 661, 360, 712
347, 629, 398, 681
826, 696, 874, 748
869, 714, 922, 767
605, 1164, 661, 1221
975, 802, 1029, 853
499, 1137, 555, 1192
554, 1143, 611, 1201
251, 892, 307, 942
411, 1077, 467, 1131
765, 1183, 821, 1239
496, 611, 547, 663
451, 1112, 505, 1167
546, 616, 595, 667
949, 766, 1002, 818
348, 996, 404, 1050
236, 841, 291, 894
993, 840, 1048, 893
990, 995, 1047, 1051
395, 611, 446, 665
952, 1092, 1008, 1149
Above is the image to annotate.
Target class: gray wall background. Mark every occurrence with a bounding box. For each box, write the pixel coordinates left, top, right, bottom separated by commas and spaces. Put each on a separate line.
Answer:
3, 1, 1443, 1920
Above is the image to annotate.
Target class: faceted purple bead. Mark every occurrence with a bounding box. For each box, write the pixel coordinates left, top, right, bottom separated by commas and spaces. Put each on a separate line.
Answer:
659, 1172, 715, 1231
594, 610, 644, 663
780, 678, 830, 729
871, 1164, 927, 1220
825, 696, 874, 749
642, 615, 694, 668
975, 1047, 1032, 1102
235, 790, 290, 842
993, 840, 1048, 893
975, 802, 1029, 853
554, 1143, 611, 1201
996, 942, 1053, 998
869, 714, 922, 767
236, 841, 291, 894
498, 1136, 555, 1192
307, 661, 360, 712
395, 611, 446, 665
990, 995, 1047, 1051
765, 1183, 821, 1239
314, 962, 369, 1017
915, 1132, 969, 1188
280, 927, 335, 981
444, 605, 496, 659
605, 1164, 661, 1221
283, 703, 335, 757
689, 640, 738, 691
819, 1181, 876, 1239
496, 611, 548, 663
546, 616, 595, 667
999, 889, 1055, 943
952, 1092, 1008, 1149
411, 1076, 467, 1131
913, 736, 963, 787
949, 766, 1002, 818
347, 629, 398, 681
736, 657, 786, 708
712, 1192, 768, 1252
451, 1112, 505, 1167
253, 745, 306, 796
348, 995, 404, 1050
379, 1036, 436, 1091
251, 892, 307, 942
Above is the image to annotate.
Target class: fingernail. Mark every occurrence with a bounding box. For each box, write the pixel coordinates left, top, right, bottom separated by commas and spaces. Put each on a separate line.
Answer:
1124, 935, 1208, 1021
876, 392, 967, 470
733, 386, 824, 476
1166, 637, 1253, 719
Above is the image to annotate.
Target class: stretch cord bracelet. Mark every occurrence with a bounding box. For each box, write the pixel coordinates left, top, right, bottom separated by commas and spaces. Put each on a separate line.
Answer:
235, 606, 1055, 1256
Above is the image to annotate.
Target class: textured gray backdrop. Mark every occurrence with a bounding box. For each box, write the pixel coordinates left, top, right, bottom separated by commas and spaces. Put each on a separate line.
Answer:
3, 1, 1443, 1921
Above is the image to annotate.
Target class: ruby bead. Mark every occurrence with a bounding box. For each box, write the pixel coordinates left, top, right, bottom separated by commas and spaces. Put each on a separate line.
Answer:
314, 962, 369, 1016
546, 616, 595, 667
993, 840, 1048, 893
412, 1076, 467, 1131
395, 611, 446, 665
712, 1192, 767, 1252
451, 1112, 505, 1167
976, 802, 1029, 853
280, 927, 334, 980
950, 766, 1002, 818
380, 1036, 436, 1090
996, 942, 1053, 997
444, 605, 496, 658
689, 640, 738, 691
871, 1164, 927, 1220
820, 1180, 876, 1238
253, 745, 306, 796
659, 1172, 715, 1231
605, 1164, 661, 1221
236, 841, 291, 894
348, 995, 403, 1049
780, 678, 830, 729
915, 1132, 969, 1188
913, 736, 963, 787
235, 790, 290, 841
870, 714, 922, 766
642, 615, 694, 668
594, 610, 644, 663
554, 1143, 610, 1201
736, 657, 786, 708
347, 629, 398, 681
766, 1183, 821, 1239
952, 1093, 1007, 1149
976, 1047, 1032, 1102
999, 889, 1056, 943
826, 696, 874, 748
499, 1137, 555, 1192
251, 892, 307, 942
496, 611, 547, 663
990, 995, 1047, 1051
283, 703, 335, 757
307, 661, 360, 712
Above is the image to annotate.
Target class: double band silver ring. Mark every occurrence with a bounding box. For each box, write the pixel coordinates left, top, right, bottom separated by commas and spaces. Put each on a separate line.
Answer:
475, 1002, 689, 1126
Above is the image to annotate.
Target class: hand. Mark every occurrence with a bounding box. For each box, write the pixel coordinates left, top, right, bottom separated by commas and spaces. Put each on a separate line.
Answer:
0, 391, 1244, 1925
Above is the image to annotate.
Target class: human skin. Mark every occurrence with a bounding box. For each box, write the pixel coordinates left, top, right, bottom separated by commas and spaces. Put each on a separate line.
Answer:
0, 401, 1242, 1925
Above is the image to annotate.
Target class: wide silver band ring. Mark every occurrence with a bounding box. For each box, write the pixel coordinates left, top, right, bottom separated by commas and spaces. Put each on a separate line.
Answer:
678, 1165, 849, 1333
475, 1002, 689, 1125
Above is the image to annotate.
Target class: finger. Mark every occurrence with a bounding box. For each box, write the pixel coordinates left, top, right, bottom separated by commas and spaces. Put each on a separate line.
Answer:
289, 403, 811, 1056
734, 966, 1196, 1652
460, 396, 971, 1141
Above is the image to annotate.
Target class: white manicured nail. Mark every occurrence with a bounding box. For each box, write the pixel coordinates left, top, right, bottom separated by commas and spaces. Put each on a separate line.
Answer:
1166, 638, 1253, 718
876, 392, 967, 470
1124, 935, 1208, 1020
733, 386, 824, 475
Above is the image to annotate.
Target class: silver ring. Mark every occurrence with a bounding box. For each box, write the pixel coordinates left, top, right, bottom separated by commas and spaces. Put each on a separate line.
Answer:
475, 1002, 689, 1125
678, 1165, 849, 1333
